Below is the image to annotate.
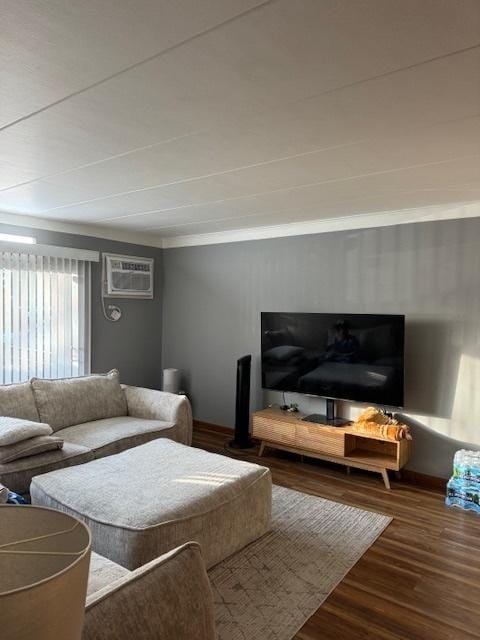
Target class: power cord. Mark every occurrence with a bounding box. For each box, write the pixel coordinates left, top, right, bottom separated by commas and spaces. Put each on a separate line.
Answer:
100, 255, 122, 322
280, 391, 298, 412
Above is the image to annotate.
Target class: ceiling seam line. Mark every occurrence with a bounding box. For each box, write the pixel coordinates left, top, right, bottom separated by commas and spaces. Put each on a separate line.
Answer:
0, 130, 206, 194
0, 0, 278, 134
302, 42, 480, 106
39, 152, 480, 221
1, 22, 478, 140
138, 191, 480, 232
33, 109, 480, 215
2, 42, 479, 194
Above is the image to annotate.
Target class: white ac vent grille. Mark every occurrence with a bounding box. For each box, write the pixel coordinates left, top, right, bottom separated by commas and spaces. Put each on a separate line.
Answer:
111, 271, 151, 291
104, 254, 154, 299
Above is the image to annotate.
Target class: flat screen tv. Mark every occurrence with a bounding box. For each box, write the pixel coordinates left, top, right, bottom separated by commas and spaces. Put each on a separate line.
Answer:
261, 312, 405, 408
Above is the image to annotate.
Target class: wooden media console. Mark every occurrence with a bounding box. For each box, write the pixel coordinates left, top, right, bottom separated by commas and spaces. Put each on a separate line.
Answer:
252, 407, 411, 489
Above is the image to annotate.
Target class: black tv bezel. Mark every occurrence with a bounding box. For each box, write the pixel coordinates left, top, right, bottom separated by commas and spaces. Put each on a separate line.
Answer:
260, 311, 405, 409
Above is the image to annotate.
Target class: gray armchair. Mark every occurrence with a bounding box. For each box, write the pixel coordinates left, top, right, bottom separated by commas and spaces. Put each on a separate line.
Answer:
84, 542, 216, 640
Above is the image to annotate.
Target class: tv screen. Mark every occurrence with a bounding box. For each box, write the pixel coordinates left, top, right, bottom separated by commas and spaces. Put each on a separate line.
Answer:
261, 312, 405, 408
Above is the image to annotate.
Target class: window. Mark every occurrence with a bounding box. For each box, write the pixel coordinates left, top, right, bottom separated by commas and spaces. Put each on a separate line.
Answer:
0, 245, 96, 383
0, 233, 36, 244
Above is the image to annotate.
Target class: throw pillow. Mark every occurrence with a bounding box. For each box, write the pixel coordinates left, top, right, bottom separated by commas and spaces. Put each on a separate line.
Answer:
0, 435, 64, 464
0, 416, 53, 446
31, 369, 128, 431
0, 381, 39, 422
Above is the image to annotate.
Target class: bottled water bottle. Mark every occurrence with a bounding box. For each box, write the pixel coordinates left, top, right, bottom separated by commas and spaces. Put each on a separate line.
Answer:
446, 449, 480, 513
453, 450, 465, 479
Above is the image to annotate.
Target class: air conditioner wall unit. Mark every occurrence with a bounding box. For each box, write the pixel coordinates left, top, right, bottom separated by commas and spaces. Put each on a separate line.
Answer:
103, 254, 154, 299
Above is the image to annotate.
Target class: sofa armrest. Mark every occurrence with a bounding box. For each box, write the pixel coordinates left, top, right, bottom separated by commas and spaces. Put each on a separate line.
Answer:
83, 542, 216, 640
122, 385, 192, 445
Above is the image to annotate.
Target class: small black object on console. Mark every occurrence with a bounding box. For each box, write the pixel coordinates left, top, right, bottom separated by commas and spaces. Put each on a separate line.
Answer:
302, 398, 348, 427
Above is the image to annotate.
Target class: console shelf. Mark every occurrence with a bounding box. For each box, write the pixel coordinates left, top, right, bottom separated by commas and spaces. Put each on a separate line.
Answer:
252, 407, 411, 489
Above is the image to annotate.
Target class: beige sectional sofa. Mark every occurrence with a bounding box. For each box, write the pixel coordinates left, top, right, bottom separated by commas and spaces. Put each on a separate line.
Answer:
0, 370, 192, 494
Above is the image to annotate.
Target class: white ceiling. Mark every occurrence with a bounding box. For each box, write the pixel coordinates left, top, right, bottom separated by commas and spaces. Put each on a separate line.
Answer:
1, 0, 480, 246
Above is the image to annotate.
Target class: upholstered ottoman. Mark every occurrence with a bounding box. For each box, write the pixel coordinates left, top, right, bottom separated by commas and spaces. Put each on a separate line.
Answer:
30, 439, 272, 570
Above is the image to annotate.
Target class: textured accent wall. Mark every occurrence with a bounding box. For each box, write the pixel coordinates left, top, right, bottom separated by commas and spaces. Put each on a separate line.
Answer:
162, 217, 480, 478
0, 222, 163, 389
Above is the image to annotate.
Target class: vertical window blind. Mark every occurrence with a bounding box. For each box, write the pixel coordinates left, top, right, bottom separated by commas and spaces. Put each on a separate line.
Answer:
0, 242, 98, 384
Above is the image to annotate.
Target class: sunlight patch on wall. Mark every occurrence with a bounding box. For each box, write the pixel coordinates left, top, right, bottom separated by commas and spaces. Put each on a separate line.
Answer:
449, 353, 480, 444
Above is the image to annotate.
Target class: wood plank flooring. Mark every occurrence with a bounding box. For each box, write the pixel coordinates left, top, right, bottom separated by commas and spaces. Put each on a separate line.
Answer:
193, 424, 480, 640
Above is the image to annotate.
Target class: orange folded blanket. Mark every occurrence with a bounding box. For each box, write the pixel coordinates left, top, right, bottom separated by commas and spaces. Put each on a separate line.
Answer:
351, 421, 411, 441
352, 407, 412, 441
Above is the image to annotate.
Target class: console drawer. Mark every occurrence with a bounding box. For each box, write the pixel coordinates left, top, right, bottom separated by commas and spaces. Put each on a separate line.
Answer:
252, 416, 295, 445
295, 423, 345, 456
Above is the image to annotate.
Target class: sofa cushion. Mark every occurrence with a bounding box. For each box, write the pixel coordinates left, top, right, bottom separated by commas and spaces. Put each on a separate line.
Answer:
0, 417, 52, 446
0, 435, 64, 463
0, 382, 39, 422
31, 370, 127, 432
57, 416, 176, 458
88, 552, 130, 597
0, 442, 93, 495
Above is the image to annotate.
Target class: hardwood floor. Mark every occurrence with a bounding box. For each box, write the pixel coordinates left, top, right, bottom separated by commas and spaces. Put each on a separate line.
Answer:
193, 423, 480, 640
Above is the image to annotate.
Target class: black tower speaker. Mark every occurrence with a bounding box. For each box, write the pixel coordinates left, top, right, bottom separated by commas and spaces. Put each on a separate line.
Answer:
229, 354, 255, 449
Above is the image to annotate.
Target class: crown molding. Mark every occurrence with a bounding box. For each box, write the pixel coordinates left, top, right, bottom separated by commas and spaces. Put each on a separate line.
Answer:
0, 211, 164, 249
162, 201, 480, 248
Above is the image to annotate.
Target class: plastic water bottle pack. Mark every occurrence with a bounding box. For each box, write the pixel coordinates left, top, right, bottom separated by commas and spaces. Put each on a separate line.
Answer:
446, 450, 480, 513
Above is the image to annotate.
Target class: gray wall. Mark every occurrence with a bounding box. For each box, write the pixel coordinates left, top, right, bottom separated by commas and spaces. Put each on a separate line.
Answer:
162, 217, 480, 478
0, 222, 163, 389
4, 216, 480, 477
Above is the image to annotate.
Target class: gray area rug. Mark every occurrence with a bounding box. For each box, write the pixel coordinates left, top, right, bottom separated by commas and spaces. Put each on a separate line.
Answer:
209, 485, 391, 640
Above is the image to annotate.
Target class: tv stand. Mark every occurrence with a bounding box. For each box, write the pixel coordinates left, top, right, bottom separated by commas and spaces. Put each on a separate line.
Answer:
252, 407, 411, 489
